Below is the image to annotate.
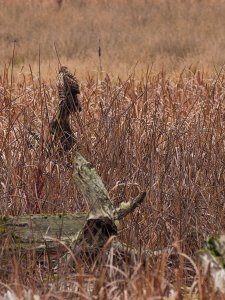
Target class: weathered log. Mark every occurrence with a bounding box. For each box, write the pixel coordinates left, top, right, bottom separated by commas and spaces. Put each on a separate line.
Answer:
73, 152, 146, 222
115, 191, 146, 221
1, 130, 146, 259
73, 152, 115, 220
0, 189, 146, 255
199, 235, 225, 293
0, 152, 146, 258
0, 67, 146, 264
0, 213, 87, 251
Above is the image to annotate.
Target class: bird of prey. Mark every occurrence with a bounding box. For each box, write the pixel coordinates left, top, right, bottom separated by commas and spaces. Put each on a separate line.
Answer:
57, 65, 82, 114
49, 66, 82, 152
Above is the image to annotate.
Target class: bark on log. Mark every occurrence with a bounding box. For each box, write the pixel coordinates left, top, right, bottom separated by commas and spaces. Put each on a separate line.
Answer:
199, 235, 225, 293
73, 152, 115, 220
0, 153, 146, 259
0, 213, 87, 251
0, 67, 147, 263
115, 191, 146, 220
0, 189, 146, 255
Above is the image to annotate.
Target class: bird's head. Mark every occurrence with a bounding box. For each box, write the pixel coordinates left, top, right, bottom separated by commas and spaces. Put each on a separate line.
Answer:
59, 65, 69, 74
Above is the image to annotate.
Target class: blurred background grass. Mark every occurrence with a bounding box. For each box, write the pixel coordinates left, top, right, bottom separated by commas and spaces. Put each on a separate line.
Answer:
0, 0, 225, 78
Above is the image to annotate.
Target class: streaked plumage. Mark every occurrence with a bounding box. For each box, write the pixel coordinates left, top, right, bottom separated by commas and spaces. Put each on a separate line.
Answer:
49, 66, 82, 152
57, 66, 82, 113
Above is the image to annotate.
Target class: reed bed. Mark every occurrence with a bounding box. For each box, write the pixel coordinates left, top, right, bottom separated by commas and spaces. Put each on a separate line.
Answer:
0, 64, 224, 299
1, 0, 225, 77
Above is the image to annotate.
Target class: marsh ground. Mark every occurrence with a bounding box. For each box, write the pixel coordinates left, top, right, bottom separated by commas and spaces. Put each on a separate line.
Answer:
0, 1, 225, 299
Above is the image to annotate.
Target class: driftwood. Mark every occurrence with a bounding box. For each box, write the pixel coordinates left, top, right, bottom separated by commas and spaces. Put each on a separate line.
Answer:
0, 157, 146, 262
0, 67, 146, 264
0, 147, 146, 260
199, 235, 225, 293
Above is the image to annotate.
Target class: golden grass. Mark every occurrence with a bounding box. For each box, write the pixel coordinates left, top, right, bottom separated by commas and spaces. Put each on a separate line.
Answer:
1, 0, 225, 78
0, 0, 225, 298
0, 62, 224, 298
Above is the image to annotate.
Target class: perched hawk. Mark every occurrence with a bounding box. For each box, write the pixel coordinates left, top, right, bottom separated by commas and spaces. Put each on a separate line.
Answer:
49, 66, 82, 152
26, 66, 82, 154
57, 66, 82, 113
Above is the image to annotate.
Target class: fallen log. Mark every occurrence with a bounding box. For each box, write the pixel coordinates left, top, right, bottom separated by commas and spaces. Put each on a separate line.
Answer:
0, 159, 146, 260
0, 150, 146, 261
0, 213, 87, 256
199, 235, 225, 294
0, 187, 146, 250
0, 66, 146, 265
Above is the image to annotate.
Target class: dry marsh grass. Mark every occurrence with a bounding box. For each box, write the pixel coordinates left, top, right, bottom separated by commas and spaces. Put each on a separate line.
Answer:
1, 0, 225, 77
0, 0, 225, 298
0, 63, 224, 298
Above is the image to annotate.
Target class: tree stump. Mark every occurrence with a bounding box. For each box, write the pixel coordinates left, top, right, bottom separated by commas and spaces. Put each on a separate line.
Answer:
0, 67, 146, 265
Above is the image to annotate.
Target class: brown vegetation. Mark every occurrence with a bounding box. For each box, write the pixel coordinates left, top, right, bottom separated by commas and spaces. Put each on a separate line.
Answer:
0, 62, 224, 298
1, 0, 225, 77
0, 0, 225, 299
